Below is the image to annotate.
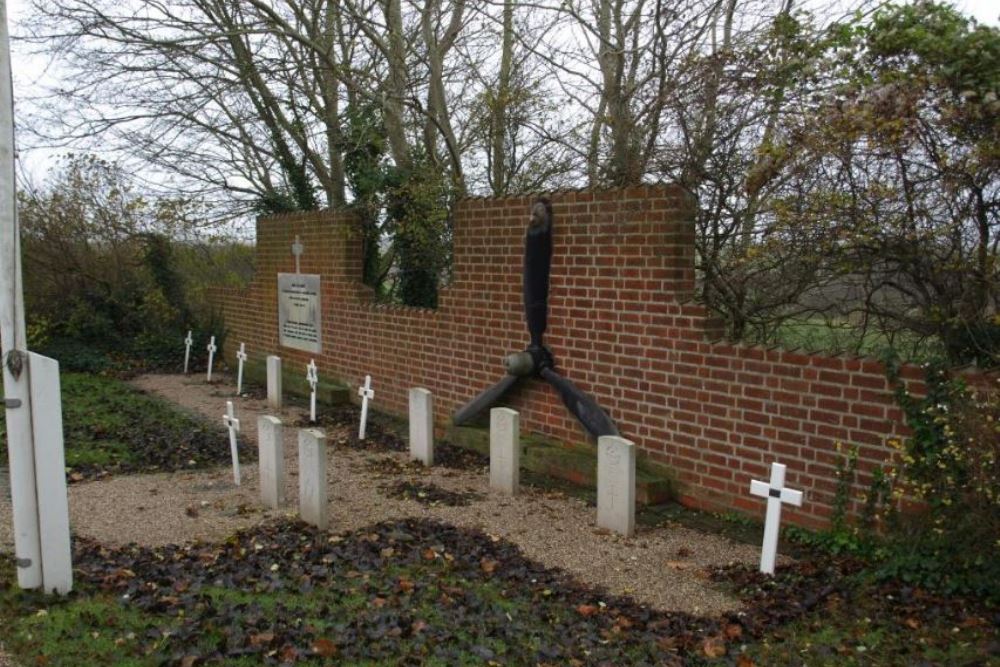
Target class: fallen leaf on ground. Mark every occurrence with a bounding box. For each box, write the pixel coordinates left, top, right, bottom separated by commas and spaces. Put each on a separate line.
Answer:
311, 639, 337, 657
702, 636, 726, 658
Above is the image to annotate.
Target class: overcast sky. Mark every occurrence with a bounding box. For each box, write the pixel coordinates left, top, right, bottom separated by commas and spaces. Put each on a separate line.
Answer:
4, 0, 999, 183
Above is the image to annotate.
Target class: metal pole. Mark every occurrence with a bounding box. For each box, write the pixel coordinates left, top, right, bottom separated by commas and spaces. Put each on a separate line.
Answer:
0, 0, 43, 589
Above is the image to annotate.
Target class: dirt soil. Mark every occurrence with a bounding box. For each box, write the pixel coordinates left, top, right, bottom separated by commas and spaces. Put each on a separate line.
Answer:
0, 372, 768, 617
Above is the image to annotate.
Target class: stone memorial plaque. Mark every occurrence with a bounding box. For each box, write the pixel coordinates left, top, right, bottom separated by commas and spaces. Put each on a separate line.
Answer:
278, 273, 322, 353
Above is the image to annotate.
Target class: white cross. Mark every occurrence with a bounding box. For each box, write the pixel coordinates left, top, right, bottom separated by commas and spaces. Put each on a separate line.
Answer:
235, 343, 247, 395
291, 235, 304, 274
206, 336, 217, 383
223, 400, 241, 485
183, 330, 193, 374
306, 359, 319, 423
750, 462, 804, 575
357, 375, 374, 440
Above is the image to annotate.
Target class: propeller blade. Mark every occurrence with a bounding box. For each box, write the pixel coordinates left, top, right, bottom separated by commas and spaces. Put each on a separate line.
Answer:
523, 198, 553, 347
540, 367, 619, 438
453, 374, 520, 426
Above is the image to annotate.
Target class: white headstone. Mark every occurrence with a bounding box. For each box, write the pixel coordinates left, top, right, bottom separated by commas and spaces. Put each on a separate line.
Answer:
28, 353, 72, 595
223, 400, 241, 485
357, 375, 374, 440
291, 235, 304, 274
408, 388, 434, 466
266, 355, 283, 409
298, 428, 328, 529
257, 415, 285, 509
750, 462, 804, 575
206, 335, 217, 382
235, 342, 247, 395
490, 408, 519, 494
306, 359, 319, 423
597, 435, 636, 537
183, 330, 193, 374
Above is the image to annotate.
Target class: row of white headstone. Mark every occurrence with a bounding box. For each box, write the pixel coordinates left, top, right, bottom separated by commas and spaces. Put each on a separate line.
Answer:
402, 389, 804, 573
252, 413, 329, 527
201, 336, 804, 575
486, 406, 637, 536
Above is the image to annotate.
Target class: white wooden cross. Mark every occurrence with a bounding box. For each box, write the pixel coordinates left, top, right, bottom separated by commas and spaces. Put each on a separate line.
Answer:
183, 330, 193, 374
223, 400, 241, 485
306, 359, 319, 423
358, 374, 374, 440
291, 235, 304, 274
750, 462, 804, 575
235, 342, 247, 395
206, 336, 217, 382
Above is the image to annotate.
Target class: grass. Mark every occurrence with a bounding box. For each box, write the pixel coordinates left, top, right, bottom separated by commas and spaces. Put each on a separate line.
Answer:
770, 316, 946, 363
734, 577, 997, 666
0, 372, 237, 477
0, 520, 727, 666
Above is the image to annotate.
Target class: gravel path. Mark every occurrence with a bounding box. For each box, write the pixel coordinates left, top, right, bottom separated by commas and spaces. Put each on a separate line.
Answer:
0, 372, 765, 617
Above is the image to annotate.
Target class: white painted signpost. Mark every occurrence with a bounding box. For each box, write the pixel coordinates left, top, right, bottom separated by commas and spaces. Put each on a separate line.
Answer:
750, 462, 804, 575
408, 388, 434, 466
183, 330, 193, 374
257, 415, 284, 509
206, 336, 217, 382
306, 359, 318, 423
1, 9, 72, 593
358, 375, 374, 440
490, 408, 519, 494
597, 435, 636, 537
235, 342, 247, 395
223, 401, 241, 485
267, 355, 282, 409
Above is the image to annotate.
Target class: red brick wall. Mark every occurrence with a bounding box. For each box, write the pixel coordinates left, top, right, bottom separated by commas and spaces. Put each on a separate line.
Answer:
211, 185, 982, 528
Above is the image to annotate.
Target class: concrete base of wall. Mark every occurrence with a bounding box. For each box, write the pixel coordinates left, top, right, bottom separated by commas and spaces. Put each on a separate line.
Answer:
446, 424, 676, 505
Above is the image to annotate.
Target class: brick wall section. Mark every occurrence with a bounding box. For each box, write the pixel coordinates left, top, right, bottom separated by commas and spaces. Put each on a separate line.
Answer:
212, 185, 986, 528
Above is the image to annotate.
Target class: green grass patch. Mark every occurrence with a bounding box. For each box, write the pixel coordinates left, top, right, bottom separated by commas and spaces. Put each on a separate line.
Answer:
733, 576, 997, 666
0, 519, 728, 665
770, 316, 947, 363
0, 520, 995, 666
0, 372, 246, 479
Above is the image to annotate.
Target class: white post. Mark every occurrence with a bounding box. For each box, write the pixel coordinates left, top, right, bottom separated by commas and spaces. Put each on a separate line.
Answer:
750, 462, 804, 575
357, 375, 374, 440
490, 408, 519, 494
223, 400, 241, 485
183, 330, 193, 374
266, 355, 282, 409
306, 359, 318, 423
257, 415, 285, 509
235, 342, 247, 395
298, 428, 328, 529
0, 0, 43, 590
408, 388, 434, 466
28, 353, 71, 594
206, 335, 217, 383
597, 435, 636, 537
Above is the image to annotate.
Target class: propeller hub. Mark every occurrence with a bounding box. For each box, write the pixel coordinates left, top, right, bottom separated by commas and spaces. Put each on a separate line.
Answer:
504, 346, 553, 377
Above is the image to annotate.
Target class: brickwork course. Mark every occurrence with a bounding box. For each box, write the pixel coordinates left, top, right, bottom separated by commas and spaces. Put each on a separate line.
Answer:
211, 185, 992, 528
